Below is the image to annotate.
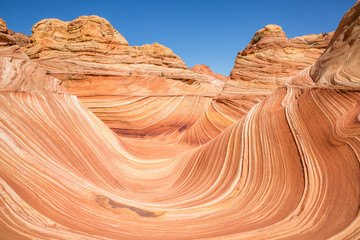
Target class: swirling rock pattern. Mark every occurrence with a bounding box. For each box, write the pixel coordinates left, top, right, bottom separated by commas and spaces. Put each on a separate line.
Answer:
1, 2, 360, 239
79, 93, 266, 159
23, 15, 262, 152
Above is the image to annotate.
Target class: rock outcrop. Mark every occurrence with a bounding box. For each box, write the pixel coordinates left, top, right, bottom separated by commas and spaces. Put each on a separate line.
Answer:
190, 64, 228, 92
190, 64, 228, 82
8, 29, 29, 49
23, 15, 244, 149
0, 18, 16, 47
26, 15, 129, 57
309, 2, 360, 89
0, 18, 29, 50
25, 15, 220, 96
0, 17, 63, 93
224, 24, 333, 93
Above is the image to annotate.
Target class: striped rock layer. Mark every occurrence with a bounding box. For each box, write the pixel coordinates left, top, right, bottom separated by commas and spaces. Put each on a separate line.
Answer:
224, 24, 334, 93
26, 17, 335, 154
23, 15, 264, 154
25, 15, 224, 96
1, 2, 360, 239
190, 64, 228, 91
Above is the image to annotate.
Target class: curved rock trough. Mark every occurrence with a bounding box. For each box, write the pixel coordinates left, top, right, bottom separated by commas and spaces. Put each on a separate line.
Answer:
1, 2, 360, 239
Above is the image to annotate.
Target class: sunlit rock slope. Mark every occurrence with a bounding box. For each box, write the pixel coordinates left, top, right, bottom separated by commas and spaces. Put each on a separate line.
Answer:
224, 24, 333, 93
1, 2, 360, 239
23, 15, 264, 155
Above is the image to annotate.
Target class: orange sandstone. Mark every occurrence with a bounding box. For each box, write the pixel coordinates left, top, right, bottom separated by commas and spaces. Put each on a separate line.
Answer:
224, 24, 333, 93
1, 3, 360, 239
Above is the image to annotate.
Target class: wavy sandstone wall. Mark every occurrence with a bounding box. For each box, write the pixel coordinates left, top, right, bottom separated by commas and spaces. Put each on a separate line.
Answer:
23, 15, 253, 150
22, 16, 331, 149
1, 2, 360, 239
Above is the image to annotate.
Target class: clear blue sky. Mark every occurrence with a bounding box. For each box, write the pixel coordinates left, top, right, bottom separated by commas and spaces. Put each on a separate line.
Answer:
1, 0, 357, 76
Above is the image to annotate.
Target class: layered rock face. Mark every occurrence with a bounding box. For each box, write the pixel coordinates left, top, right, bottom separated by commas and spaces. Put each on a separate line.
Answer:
0, 18, 16, 47
25, 16, 219, 96
2, 2, 360, 239
22, 16, 330, 151
190, 64, 228, 92
8, 30, 29, 49
190, 64, 229, 82
1, 18, 29, 50
224, 24, 334, 93
309, 2, 360, 89
0, 17, 63, 93
24, 15, 247, 153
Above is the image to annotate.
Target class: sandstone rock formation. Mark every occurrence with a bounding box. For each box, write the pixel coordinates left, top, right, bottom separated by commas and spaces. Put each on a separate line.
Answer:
0, 17, 63, 93
309, 2, 360, 89
8, 29, 29, 49
0, 18, 29, 50
1, 2, 360, 239
23, 15, 246, 152
190, 64, 228, 82
25, 15, 220, 96
0, 18, 16, 47
224, 24, 334, 93
190, 64, 228, 91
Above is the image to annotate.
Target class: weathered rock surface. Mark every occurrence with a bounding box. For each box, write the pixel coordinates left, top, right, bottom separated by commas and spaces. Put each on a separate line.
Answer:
309, 2, 360, 89
0, 17, 29, 51
0, 17, 16, 47
1, 2, 360, 239
190, 64, 229, 82
23, 15, 243, 149
0, 18, 63, 93
189, 64, 228, 92
8, 29, 29, 49
224, 24, 334, 93
25, 15, 220, 96
26, 15, 129, 57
